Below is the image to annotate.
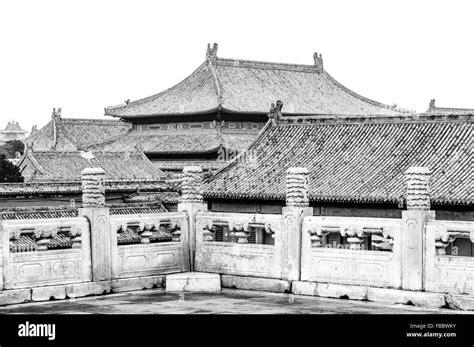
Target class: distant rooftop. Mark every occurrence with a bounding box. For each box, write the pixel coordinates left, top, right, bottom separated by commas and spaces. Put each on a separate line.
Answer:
105, 43, 412, 119
425, 99, 474, 114
26, 108, 132, 151
0, 120, 27, 134
19, 149, 164, 182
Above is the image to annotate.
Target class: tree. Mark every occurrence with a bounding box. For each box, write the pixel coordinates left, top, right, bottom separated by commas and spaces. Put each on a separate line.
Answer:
0, 139, 25, 158
0, 154, 24, 182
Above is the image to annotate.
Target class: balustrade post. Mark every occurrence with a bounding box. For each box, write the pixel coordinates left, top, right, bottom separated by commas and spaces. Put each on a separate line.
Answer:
79, 168, 117, 281
280, 167, 313, 281
177, 166, 207, 271
401, 167, 435, 291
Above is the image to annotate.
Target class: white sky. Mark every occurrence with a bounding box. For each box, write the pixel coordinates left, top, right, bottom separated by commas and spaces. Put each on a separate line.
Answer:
1, 0, 473, 133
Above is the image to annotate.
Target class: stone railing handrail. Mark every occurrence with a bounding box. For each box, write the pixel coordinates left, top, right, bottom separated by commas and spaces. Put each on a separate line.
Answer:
196, 211, 283, 243
302, 216, 402, 250
3, 216, 88, 236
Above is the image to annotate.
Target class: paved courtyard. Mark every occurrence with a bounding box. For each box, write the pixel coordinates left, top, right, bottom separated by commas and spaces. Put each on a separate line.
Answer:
0, 289, 466, 314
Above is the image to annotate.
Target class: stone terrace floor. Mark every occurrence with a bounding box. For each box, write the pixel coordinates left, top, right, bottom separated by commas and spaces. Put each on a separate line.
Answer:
0, 289, 468, 314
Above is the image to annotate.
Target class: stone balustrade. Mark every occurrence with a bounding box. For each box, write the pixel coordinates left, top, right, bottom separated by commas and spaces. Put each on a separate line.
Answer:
0, 165, 473, 309
301, 216, 403, 288
195, 211, 283, 278
1, 214, 92, 289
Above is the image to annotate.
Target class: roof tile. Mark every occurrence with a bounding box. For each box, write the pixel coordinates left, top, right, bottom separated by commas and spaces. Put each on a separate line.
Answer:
204, 115, 473, 206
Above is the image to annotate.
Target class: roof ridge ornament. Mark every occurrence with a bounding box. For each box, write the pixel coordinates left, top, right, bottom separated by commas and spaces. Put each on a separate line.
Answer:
313, 52, 323, 73
268, 100, 283, 125
51, 107, 61, 150
206, 43, 218, 61
429, 99, 436, 111
51, 107, 62, 120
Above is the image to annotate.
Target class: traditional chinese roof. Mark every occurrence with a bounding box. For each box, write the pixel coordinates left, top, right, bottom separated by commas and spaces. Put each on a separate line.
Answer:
104, 43, 410, 119
18, 150, 164, 182
88, 128, 256, 154
426, 99, 474, 114
27, 109, 131, 151
0, 121, 27, 134
204, 113, 473, 206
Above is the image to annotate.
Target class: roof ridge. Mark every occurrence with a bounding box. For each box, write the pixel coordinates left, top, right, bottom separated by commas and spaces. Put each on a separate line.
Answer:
215, 57, 318, 73
60, 118, 130, 124
207, 58, 222, 107
277, 113, 473, 124
24, 150, 48, 176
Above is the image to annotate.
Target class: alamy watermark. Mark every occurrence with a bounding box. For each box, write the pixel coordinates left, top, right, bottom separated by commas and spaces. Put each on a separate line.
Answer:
18, 321, 56, 340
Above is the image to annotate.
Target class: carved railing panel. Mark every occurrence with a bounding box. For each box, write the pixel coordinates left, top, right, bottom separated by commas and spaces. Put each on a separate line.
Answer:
2, 216, 92, 289
425, 220, 474, 294
301, 216, 402, 289
195, 212, 282, 278
110, 212, 190, 278
110, 212, 187, 246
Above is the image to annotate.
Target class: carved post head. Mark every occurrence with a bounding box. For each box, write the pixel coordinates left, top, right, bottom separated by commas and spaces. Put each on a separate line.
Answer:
81, 167, 106, 208
181, 166, 203, 203
286, 167, 309, 207
405, 166, 431, 211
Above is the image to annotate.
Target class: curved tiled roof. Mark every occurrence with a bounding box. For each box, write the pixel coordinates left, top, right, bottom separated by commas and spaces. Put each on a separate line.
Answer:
27, 116, 131, 151
204, 114, 473, 206
105, 46, 409, 118
89, 129, 256, 154
19, 150, 164, 181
